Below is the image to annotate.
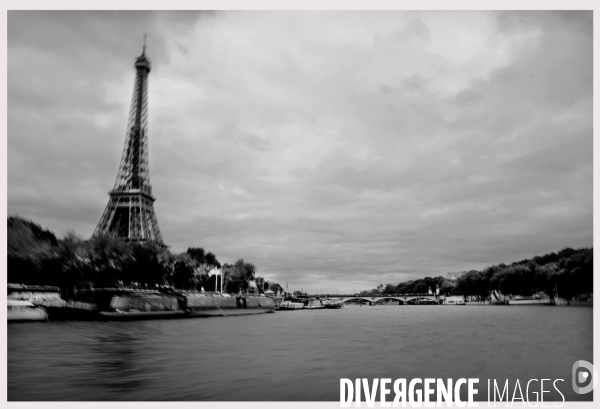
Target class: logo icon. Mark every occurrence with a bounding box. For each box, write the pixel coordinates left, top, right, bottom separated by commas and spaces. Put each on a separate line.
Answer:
572, 360, 598, 394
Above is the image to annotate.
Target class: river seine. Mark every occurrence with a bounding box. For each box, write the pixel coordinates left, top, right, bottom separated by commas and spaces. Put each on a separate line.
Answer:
8, 305, 593, 401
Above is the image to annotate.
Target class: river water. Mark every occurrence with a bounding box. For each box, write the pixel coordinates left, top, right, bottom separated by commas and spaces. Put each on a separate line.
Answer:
8, 305, 593, 401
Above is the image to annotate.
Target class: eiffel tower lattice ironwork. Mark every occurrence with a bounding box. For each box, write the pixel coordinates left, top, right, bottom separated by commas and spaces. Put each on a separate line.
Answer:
93, 39, 163, 243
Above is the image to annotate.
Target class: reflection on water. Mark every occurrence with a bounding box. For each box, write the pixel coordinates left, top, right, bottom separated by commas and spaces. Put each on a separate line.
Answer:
84, 329, 146, 393
8, 306, 593, 401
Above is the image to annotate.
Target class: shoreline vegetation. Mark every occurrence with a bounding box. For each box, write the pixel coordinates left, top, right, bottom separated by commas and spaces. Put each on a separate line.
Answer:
360, 249, 592, 302
7, 216, 284, 298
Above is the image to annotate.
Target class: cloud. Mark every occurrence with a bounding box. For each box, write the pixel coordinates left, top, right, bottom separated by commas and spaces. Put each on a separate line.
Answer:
7, 11, 592, 293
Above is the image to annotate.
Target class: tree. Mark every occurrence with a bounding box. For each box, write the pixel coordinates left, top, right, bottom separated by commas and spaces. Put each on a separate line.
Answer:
172, 253, 196, 289
128, 242, 168, 287
205, 252, 221, 268
222, 259, 256, 293
7, 215, 60, 285
455, 270, 490, 300
88, 233, 134, 287
186, 247, 206, 264
54, 231, 92, 297
396, 280, 414, 294
439, 280, 456, 295
269, 283, 283, 293
382, 284, 396, 294
412, 282, 429, 294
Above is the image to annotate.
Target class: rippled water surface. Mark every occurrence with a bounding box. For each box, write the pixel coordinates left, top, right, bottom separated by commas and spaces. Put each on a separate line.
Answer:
8, 305, 593, 401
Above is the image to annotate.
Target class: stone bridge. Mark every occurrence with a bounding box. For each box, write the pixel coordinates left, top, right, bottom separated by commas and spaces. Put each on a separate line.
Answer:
320, 294, 440, 305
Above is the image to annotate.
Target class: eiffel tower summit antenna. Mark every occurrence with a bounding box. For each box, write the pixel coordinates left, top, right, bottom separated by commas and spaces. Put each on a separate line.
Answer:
93, 37, 163, 243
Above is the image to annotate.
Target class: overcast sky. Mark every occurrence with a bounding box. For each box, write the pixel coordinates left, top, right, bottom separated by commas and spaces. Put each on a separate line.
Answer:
7, 11, 592, 293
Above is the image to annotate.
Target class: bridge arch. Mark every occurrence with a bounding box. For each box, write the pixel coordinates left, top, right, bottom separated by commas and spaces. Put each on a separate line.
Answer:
403, 297, 438, 304
339, 297, 376, 304
373, 297, 405, 305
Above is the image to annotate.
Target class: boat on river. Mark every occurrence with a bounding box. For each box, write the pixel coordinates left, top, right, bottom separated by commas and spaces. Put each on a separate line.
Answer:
443, 296, 465, 305
88, 289, 275, 320
97, 291, 185, 320
278, 301, 304, 310
8, 300, 48, 322
303, 298, 325, 309
323, 300, 344, 309
183, 292, 275, 317
415, 299, 438, 305
508, 294, 552, 305
8, 283, 97, 319
8, 283, 62, 302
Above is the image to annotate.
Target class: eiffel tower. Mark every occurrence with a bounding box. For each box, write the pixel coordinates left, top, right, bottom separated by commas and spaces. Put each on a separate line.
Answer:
93, 37, 163, 243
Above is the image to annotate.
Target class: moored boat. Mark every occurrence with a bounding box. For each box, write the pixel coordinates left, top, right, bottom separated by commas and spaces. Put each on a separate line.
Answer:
182, 292, 275, 317
37, 299, 98, 320
8, 283, 62, 302
303, 298, 325, 309
443, 296, 465, 305
8, 283, 96, 319
416, 299, 438, 305
323, 300, 343, 309
96, 290, 276, 320
508, 295, 552, 305
98, 292, 185, 320
278, 301, 304, 310
8, 300, 48, 322
553, 297, 569, 306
